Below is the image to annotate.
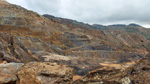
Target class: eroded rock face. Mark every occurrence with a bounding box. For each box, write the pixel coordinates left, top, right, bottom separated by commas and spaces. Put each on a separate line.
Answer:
129, 58, 150, 84
1, 0, 150, 82
74, 67, 127, 84
1, 58, 150, 84
17, 62, 74, 84
0, 62, 74, 84
74, 58, 150, 84
0, 0, 150, 77
0, 63, 24, 84
0, 73, 17, 84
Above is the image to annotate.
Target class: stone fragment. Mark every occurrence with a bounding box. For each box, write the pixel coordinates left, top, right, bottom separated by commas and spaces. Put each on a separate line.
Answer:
17, 62, 74, 84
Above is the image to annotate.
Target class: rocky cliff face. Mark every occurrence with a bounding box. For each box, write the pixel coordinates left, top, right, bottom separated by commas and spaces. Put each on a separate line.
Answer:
1, 0, 150, 78
74, 57, 150, 84
1, 58, 150, 84
0, 63, 23, 84
0, 0, 70, 62
43, 14, 150, 75
0, 62, 74, 84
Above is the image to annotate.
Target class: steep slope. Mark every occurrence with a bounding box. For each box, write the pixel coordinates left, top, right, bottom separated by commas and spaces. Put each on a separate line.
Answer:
0, 0, 73, 62
0, 0, 150, 76
43, 14, 150, 75
43, 14, 150, 57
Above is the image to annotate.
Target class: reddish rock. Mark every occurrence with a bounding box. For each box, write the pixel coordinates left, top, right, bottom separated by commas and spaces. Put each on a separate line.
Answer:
17, 62, 74, 84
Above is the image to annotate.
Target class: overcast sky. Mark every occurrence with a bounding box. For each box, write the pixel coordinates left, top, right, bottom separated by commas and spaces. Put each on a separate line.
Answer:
6, 0, 150, 28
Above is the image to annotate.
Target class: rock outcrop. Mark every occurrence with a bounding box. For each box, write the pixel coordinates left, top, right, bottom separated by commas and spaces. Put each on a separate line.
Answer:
0, 62, 74, 84
74, 57, 150, 84
1, 58, 150, 84
0, 63, 24, 84
1, 0, 150, 82
17, 62, 74, 84
74, 67, 127, 84
129, 58, 150, 84
0, 0, 150, 76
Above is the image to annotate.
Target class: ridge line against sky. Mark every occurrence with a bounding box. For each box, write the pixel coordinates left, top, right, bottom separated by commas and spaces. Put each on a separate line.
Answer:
6, 0, 150, 28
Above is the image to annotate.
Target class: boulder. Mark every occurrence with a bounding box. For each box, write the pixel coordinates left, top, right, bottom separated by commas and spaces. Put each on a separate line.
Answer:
0, 63, 24, 84
0, 73, 17, 84
17, 62, 74, 84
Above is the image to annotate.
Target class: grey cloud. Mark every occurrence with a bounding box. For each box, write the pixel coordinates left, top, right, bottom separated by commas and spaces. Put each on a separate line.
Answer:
6, 0, 150, 27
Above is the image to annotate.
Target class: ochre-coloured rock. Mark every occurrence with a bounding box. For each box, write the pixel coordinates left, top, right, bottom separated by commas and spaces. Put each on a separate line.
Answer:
17, 62, 74, 84
0, 73, 17, 84
0, 63, 24, 84
0, 0, 150, 76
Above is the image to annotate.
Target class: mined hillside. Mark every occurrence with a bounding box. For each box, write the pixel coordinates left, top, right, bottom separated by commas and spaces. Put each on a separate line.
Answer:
43, 15, 150, 74
0, 0, 150, 76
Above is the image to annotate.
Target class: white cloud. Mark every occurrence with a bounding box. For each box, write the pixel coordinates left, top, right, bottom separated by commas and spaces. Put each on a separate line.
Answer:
6, 0, 28, 9
6, 0, 150, 27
